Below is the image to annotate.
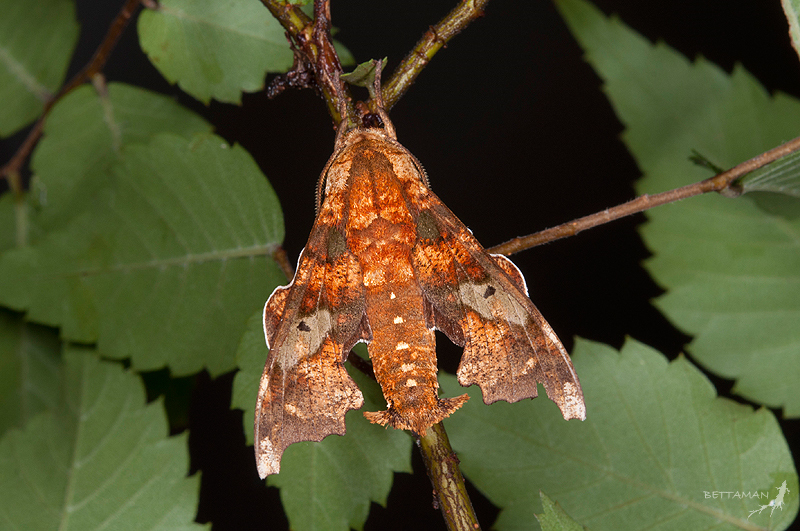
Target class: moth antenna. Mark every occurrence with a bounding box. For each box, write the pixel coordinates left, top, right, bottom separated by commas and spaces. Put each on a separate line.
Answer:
410, 154, 432, 189
315, 166, 325, 215
371, 59, 396, 140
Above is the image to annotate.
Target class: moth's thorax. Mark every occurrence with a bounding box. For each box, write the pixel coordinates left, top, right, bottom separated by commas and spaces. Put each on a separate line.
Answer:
322, 128, 422, 200
347, 160, 415, 280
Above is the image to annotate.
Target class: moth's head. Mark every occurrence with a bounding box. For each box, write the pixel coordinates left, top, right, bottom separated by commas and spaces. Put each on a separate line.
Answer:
334, 116, 396, 150
334, 90, 397, 149
360, 110, 389, 131
317, 98, 410, 213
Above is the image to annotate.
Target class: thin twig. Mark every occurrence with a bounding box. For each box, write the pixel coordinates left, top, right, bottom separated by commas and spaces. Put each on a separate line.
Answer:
346, 351, 375, 379
272, 246, 295, 282
418, 423, 481, 531
259, 0, 491, 122
487, 134, 800, 256
381, 0, 490, 112
258, 0, 351, 124
0, 0, 143, 189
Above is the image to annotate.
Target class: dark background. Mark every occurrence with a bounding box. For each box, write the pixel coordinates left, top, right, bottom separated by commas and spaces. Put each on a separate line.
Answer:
4, 0, 800, 529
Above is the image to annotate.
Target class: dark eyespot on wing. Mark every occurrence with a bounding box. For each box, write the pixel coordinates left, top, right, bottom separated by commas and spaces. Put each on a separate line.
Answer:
417, 210, 441, 240
297, 321, 311, 332
483, 285, 496, 299
326, 227, 347, 259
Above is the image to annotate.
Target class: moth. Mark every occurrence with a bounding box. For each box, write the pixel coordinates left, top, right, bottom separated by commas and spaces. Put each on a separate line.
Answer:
255, 111, 585, 478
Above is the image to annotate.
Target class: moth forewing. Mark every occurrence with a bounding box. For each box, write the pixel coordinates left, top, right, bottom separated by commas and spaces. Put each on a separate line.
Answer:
255, 204, 367, 478
407, 180, 586, 422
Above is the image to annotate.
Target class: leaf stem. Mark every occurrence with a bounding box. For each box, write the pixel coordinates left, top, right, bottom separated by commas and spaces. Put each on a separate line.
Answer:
418, 422, 481, 531
487, 133, 800, 256
273, 246, 295, 282
381, 0, 490, 112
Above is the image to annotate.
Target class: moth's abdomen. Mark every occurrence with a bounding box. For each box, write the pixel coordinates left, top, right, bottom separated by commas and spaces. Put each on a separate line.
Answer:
362, 278, 467, 435
348, 144, 467, 435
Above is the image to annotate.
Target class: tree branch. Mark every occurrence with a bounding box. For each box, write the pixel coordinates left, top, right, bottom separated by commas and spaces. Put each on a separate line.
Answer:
272, 246, 295, 282
0, 0, 143, 191
418, 422, 481, 531
487, 134, 800, 256
382, 0, 490, 112
259, 0, 492, 122
258, 0, 352, 124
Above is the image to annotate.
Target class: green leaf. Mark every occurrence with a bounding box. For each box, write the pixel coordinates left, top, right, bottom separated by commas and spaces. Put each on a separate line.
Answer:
30, 82, 212, 233
444, 338, 798, 531
643, 193, 800, 415
0, 0, 79, 136
0, 224, 100, 342
0, 84, 213, 343
0, 346, 206, 530
334, 39, 355, 67
341, 58, 387, 87
231, 310, 268, 445
535, 492, 586, 531
0, 133, 286, 376
137, 0, 294, 104
232, 315, 412, 531
737, 148, 800, 197
0, 193, 30, 251
555, 0, 800, 415
781, 0, 800, 64
0, 84, 199, 257
0, 310, 60, 436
